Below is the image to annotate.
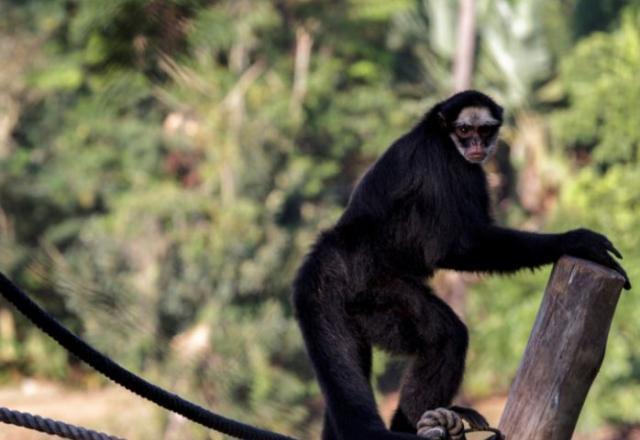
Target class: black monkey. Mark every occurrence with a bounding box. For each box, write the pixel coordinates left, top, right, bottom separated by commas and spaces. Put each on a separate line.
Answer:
292, 90, 630, 440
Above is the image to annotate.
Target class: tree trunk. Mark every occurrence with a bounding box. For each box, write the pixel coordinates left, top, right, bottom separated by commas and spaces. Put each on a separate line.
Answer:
453, 0, 476, 91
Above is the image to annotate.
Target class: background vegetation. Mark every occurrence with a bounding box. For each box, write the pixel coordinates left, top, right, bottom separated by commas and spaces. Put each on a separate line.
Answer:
0, 0, 639, 438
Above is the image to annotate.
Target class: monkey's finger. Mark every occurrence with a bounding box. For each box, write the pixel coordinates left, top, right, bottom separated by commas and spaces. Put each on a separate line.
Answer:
609, 258, 629, 286
586, 250, 628, 287
603, 253, 625, 276
594, 234, 622, 260
602, 254, 631, 290
603, 239, 623, 259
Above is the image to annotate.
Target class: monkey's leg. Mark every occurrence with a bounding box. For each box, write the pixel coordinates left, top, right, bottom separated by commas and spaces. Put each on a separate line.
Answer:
393, 287, 469, 432
320, 342, 372, 440
391, 338, 467, 433
321, 412, 337, 440
350, 278, 469, 433
294, 281, 415, 439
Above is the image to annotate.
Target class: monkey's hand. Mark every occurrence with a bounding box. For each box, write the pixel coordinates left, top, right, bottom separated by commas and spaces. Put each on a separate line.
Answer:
562, 228, 631, 289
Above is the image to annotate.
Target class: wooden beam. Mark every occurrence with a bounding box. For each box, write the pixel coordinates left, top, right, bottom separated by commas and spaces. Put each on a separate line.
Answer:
498, 256, 625, 439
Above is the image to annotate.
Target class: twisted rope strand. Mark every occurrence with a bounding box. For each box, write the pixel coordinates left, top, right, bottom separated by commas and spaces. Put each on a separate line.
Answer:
0, 406, 124, 440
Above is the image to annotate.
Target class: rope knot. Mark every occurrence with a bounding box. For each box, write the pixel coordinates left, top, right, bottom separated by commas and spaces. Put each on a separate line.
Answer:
417, 407, 465, 440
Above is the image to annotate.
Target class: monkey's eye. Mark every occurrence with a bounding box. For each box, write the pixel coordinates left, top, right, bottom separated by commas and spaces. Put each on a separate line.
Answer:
455, 125, 473, 138
478, 125, 498, 137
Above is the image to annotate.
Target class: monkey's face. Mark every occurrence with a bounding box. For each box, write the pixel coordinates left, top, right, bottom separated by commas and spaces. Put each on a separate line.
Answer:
448, 106, 501, 164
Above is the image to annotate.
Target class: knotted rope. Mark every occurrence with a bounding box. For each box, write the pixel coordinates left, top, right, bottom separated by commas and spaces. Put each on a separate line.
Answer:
417, 408, 465, 439
417, 407, 504, 440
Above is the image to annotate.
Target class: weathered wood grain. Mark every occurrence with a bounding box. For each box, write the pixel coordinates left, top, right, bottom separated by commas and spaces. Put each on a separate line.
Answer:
498, 256, 625, 440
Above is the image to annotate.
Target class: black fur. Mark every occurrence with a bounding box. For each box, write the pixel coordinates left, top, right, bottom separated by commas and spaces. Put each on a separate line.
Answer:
292, 90, 629, 440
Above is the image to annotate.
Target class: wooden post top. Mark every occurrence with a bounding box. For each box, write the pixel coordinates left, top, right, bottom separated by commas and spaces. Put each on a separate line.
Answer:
498, 256, 625, 440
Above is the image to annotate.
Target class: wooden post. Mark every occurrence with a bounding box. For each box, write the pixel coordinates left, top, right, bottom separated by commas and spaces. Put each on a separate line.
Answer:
498, 256, 625, 439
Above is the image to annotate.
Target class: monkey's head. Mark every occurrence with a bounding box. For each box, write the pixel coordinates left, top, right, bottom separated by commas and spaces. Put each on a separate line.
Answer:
436, 90, 503, 164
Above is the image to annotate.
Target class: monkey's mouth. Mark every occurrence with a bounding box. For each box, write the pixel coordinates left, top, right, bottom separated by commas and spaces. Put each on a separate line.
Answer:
466, 152, 486, 162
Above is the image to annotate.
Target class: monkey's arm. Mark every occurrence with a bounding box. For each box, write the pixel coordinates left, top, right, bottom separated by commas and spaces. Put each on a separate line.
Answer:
438, 225, 563, 272
438, 225, 630, 288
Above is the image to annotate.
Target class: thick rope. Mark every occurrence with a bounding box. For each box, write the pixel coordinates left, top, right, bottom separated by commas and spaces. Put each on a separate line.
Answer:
0, 271, 296, 440
0, 406, 124, 440
417, 408, 504, 440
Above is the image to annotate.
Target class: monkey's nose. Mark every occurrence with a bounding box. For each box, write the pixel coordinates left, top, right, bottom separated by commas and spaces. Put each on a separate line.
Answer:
473, 134, 485, 143
468, 141, 484, 154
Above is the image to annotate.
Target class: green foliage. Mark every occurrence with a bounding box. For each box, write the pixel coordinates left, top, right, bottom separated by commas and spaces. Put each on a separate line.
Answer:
552, 8, 640, 164
572, 0, 640, 38
28, 59, 84, 91
476, 0, 551, 107
1, 0, 639, 437
556, 167, 640, 429
466, 270, 549, 395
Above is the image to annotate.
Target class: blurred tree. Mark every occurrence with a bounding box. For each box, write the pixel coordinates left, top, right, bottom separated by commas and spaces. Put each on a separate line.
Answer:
552, 8, 640, 165
453, 0, 477, 91
572, 0, 640, 39
389, 0, 551, 108
1, 0, 639, 438
0, 0, 413, 437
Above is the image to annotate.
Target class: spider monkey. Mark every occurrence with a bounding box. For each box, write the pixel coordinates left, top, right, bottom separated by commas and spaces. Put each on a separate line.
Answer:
292, 90, 630, 440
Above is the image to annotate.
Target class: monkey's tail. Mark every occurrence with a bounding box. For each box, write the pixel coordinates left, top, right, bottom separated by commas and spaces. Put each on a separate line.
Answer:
0, 271, 297, 440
